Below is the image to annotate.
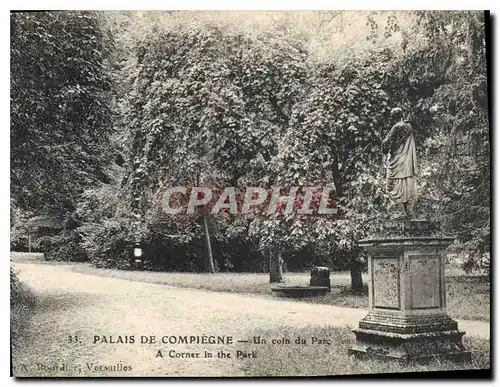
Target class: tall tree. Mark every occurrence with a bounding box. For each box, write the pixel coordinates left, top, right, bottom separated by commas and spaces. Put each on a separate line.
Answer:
403, 11, 489, 270
122, 25, 306, 274
264, 52, 393, 291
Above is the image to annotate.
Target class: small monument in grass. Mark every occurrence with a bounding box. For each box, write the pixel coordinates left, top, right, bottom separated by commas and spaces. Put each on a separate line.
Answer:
271, 266, 331, 297
310, 266, 331, 290
349, 108, 471, 362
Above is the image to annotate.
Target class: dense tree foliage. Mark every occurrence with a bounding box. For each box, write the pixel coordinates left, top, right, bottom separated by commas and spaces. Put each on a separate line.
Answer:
11, 11, 114, 214
260, 52, 394, 288
11, 11, 490, 282
112, 25, 307, 273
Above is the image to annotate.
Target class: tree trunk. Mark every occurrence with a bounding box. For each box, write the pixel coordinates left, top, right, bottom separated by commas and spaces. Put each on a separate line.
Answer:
350, 259, 364, 294
202, 215, 215, 274
331, 154, 343, 196
269, 250, 283, 283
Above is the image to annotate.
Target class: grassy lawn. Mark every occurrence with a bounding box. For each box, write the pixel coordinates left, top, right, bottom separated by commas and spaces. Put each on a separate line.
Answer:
298, 274, 490, 322
238, 325, 490, 376
71, 264, 357, 294
445, 275, 490, 321
70, 263, 489, 322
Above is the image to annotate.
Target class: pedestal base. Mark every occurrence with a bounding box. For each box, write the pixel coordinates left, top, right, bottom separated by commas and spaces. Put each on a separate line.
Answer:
349, 327, 471, 363
350, 219, 472, 364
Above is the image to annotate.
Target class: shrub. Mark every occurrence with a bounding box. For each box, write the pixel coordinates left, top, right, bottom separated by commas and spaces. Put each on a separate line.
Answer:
38, 230, 88, 262
81, 218, 133, 269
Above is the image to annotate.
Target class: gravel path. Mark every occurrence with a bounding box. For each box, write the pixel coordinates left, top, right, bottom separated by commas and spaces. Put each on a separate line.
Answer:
11, 262, 490, 377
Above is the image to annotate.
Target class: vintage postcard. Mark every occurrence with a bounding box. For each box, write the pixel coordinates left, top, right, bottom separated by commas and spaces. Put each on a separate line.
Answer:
10, 10, 491, 378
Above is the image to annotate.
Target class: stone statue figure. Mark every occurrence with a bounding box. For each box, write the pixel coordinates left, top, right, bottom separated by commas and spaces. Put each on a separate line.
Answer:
382, 107, 418, 218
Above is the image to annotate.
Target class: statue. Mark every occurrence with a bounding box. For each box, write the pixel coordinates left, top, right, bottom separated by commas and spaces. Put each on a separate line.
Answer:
382, 107, 418, 219
352, 108, 470, 364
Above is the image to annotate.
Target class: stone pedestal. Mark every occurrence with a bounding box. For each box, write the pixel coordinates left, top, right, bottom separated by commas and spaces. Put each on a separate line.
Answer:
349, 219, 471, 363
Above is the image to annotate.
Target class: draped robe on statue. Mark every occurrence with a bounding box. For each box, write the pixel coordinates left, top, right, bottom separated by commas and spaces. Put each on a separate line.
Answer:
383, 121, 418, 205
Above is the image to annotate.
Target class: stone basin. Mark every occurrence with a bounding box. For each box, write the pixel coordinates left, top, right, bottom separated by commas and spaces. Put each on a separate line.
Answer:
271, 285, 330, 298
